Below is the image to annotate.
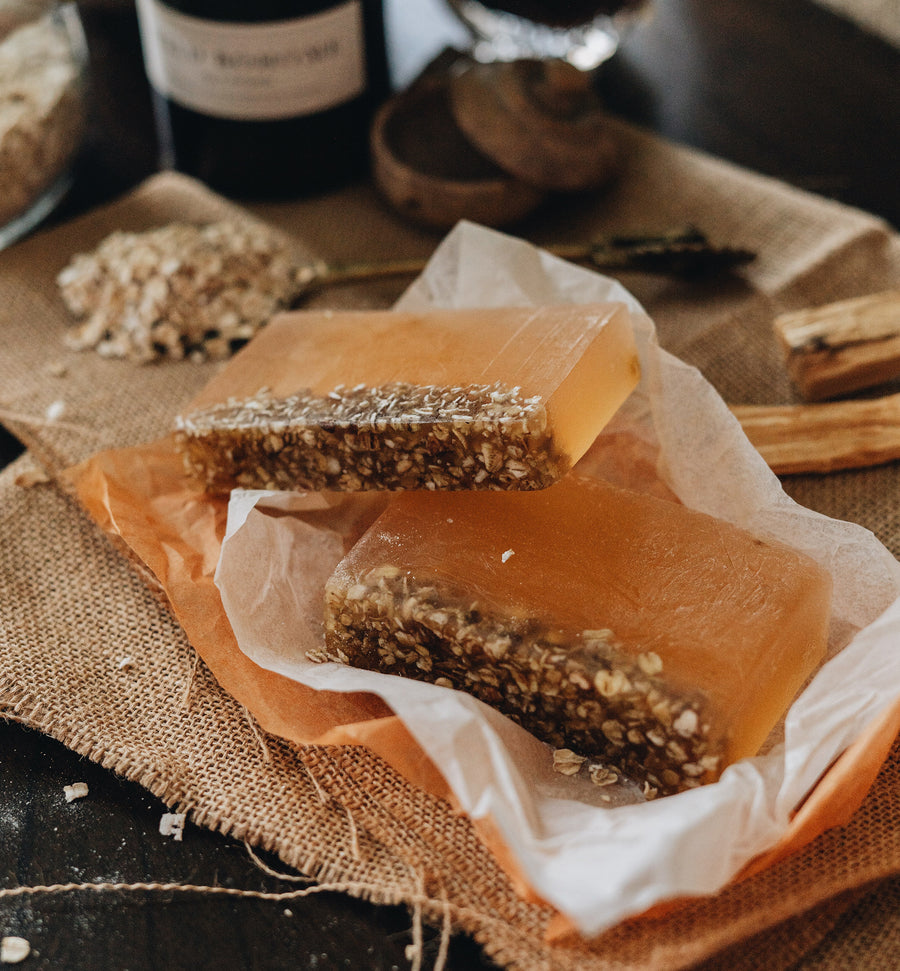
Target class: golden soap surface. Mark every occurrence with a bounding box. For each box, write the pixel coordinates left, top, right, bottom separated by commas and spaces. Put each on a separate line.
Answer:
174, 303, 640, 493
323, 474, 833, 796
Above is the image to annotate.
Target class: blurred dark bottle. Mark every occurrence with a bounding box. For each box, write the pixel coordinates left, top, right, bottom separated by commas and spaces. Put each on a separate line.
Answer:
135, 0, 389, 198
469, 0, 644, 25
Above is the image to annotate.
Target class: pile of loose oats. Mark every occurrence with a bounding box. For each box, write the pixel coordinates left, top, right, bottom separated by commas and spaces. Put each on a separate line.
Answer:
57, 220, 304, 363
322, 565, 722, 797
175, 381, 566, 492
0, 8, 85, 231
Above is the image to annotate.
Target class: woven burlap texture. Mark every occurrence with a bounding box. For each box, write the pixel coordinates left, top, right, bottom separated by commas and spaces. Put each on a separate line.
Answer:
1, 119, 899, 969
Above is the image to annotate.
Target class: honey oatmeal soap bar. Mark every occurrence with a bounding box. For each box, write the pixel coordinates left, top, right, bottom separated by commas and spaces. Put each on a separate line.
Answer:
174, 304, 639, 493
322, 476, 832, 796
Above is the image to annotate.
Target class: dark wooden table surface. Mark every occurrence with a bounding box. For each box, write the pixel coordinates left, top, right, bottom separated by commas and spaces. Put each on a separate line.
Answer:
1, 1, 898, 968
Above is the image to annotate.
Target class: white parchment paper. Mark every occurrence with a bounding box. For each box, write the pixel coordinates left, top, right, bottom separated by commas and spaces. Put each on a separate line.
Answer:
214, 222, 900, 936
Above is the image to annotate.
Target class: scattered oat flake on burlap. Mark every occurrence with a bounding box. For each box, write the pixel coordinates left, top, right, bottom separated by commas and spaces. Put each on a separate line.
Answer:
57, 220, 304, 364
44, 399, 65, 421
14, 467, 50, 488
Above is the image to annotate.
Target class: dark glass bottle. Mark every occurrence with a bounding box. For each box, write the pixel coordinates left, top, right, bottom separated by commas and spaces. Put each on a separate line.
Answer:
135, 0, 389, 198
477, 0, 643, 25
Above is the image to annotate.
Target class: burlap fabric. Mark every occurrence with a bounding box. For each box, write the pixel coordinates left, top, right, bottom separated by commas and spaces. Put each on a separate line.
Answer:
1, 118, 899, 968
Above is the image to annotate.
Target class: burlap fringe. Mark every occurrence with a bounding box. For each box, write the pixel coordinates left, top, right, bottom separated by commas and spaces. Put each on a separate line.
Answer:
1, 684, 458, 970
1, 684, 367, 887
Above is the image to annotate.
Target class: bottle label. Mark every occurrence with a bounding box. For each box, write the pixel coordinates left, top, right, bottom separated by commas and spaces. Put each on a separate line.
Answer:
135, 0, 366, 120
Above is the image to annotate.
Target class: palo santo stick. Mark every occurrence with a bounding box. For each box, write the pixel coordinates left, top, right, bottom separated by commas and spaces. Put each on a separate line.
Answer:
732, 393, 900, 475
774, 289, 900, 401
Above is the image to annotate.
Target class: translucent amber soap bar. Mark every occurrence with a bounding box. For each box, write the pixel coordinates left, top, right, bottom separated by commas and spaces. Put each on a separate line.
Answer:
322, 476, 832, 796
174, 303, 639, 493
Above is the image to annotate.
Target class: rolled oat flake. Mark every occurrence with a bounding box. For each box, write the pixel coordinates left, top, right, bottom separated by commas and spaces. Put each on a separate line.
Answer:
0, 936, 31, 964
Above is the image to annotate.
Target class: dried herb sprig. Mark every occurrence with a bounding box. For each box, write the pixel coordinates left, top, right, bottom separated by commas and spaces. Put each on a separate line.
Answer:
292, 227, 755, 299
557, 227, 756, 279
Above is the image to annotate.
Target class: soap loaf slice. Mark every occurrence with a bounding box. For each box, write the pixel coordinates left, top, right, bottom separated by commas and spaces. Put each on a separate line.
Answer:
322, 475, 833, 797
174, 303, 640, 493
176, 380, 560, 492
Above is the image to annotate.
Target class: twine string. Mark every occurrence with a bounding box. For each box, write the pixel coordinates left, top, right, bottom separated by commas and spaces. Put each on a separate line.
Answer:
0, 879, 371, 902
0, 876, 471, 971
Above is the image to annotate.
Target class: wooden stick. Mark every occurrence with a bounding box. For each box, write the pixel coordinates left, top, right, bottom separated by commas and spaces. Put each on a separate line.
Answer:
732, 393, 900, 475
774, 289, 900, 401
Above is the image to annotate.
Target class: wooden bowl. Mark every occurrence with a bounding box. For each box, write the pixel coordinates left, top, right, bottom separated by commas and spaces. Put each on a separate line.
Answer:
450, 59, 619, 192
370, 76, 546, 230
